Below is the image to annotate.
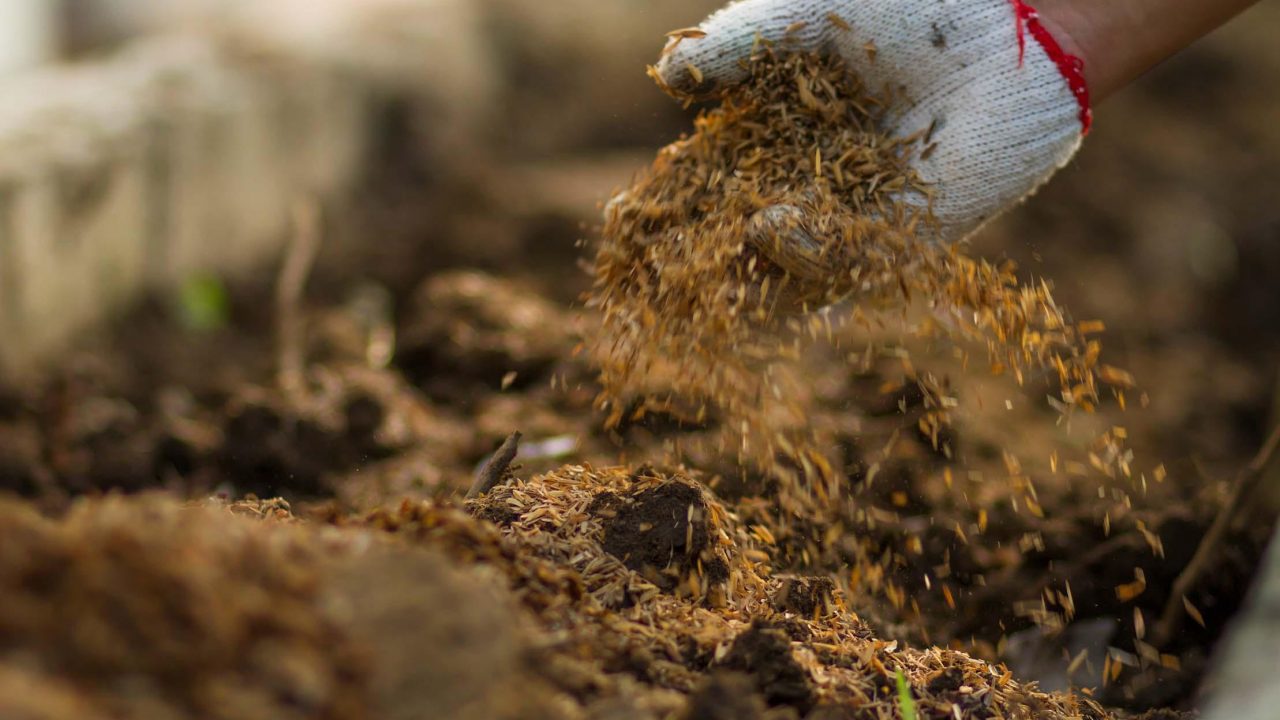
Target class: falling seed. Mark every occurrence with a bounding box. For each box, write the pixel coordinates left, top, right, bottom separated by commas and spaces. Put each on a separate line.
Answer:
1098, 365, 1137, 388
1183, 596, 1206, 628
666, 27, 708, 39
1116, 573, 1147, 602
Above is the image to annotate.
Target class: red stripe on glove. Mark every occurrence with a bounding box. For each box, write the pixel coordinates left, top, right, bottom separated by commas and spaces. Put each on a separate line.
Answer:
1009, 0, 1093, 134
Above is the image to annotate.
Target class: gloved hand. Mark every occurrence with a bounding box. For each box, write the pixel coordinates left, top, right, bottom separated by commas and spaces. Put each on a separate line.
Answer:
654, 0, 1092, 244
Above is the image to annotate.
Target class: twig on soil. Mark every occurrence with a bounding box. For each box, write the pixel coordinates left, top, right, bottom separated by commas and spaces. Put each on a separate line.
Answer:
467, 431, 522, 499
1153, 424, 1280, 647
277, 199, 323, 409
1257, 376, 1280, 515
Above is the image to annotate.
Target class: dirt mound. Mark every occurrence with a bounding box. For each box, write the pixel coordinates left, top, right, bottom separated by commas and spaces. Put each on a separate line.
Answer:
0, 495, 368, 720
589, 477, 731, 596
0, 495, 574, 720
718, 620, 818, 712
445, 465, 1111, 718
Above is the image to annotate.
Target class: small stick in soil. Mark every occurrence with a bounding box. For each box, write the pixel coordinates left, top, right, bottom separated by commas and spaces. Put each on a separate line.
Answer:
1256, 376, 1280, 514
277, 199, 323, 410
1153, 423, 1280, 647
467, 431, 522, 499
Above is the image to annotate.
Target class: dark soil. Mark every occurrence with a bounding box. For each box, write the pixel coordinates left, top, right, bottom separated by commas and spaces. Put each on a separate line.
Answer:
773, 576, 839, 618
682, 673, 769, 720
590, 477, 730, 593
718, 621, 817, 713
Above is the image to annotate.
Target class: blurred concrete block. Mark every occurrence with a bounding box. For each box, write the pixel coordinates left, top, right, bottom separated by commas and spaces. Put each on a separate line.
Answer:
0, 0, 497, 376
9, 156, 145, 356
0, 0, 56, 75
146, 42, 292, 281
9, 176, 79, 355
233, 0, 499, 165
1202, 531, 1280, 720
62, 0, 216, 55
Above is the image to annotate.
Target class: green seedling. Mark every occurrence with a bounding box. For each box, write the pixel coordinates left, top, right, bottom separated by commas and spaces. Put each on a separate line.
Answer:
895, 669, 918, 720
178, 273, 230, 332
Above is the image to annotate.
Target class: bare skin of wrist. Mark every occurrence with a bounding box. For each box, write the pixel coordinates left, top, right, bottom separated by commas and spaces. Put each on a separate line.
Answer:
1031, 0, 1262, 102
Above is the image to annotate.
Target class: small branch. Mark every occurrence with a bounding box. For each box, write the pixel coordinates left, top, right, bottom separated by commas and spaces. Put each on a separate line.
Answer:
1257, 374, 1280, 515
276, 199, 322, 409
1152, 424, 1280, 647
467, 432, 522, 499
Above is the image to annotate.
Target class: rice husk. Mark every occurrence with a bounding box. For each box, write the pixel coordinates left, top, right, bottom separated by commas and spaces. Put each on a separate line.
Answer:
587, 47, 1131, 505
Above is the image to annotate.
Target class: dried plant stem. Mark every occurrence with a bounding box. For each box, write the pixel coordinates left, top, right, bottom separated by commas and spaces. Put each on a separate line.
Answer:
1153, 423, 1280, 647
277, 199, 322, 409
467, 431, 522, 499
1256, 375, 1280, 514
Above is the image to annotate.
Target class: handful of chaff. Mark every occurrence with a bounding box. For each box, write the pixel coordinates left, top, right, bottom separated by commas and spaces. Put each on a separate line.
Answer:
586, 48, 1133, 498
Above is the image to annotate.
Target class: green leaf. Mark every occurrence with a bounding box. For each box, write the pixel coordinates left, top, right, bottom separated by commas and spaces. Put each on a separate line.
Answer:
895, 669, 918, 720
177, 273, 230, 332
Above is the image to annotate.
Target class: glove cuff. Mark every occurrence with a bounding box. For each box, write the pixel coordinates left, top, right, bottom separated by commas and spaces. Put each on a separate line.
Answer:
1010, 0, 1092, 135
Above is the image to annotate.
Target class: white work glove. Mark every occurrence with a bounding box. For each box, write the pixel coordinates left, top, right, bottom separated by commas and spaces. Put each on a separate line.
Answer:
654, 0, 1092, 244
